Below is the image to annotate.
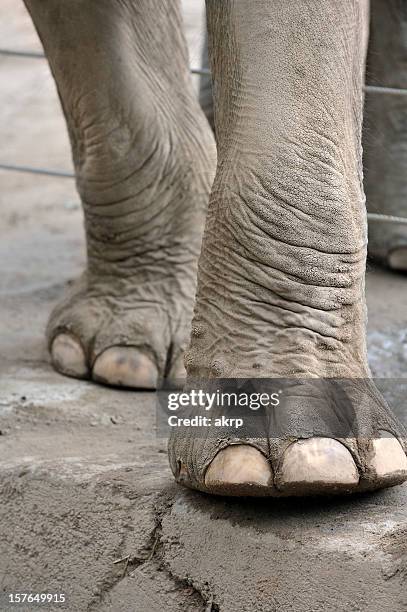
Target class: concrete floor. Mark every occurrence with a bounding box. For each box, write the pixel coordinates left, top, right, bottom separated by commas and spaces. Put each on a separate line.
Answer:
1, 2, 407, 611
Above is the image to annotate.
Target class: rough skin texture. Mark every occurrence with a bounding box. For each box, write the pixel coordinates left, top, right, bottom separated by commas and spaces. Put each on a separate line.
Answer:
24, 0, 216, 384
21, 0, 407, 496
169, 0, 407, 495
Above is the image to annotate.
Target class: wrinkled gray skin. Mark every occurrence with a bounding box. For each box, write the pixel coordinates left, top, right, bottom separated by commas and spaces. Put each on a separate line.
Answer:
199, 1, 407, 269
24, 0, 407, 497
24, 0, 216, 387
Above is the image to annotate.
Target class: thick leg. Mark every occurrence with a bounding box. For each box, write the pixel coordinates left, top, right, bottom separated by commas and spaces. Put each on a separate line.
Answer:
364, 0, 407, 271
24, 0, 216, 388
169, 0, 407, 496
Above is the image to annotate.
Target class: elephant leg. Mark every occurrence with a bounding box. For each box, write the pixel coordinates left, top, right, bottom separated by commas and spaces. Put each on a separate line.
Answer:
364, 0, 407, 271
23, 0, 216, 388
169, 0, 407, 496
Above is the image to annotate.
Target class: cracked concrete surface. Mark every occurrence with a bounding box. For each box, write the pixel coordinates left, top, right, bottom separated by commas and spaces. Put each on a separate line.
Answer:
1, 1, 407, 611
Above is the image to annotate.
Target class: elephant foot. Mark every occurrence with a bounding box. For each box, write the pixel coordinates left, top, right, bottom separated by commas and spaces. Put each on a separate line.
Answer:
168, 172, 407, 498
47, 123, 216, 390
47, 110, 215, 390
27, 0, 217, 390
169, 362, 407, 496
388, 247, 407, 273
47, 270, 194, 388
167, 228, 407, 496
366, 243, 407, 274
168, 0, 406, 497
203, 434, 407, 497
172, 421, 407, 498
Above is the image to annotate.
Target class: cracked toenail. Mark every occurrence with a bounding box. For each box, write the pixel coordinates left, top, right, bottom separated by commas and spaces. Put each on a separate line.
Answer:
92, 347, 158, 389
51, 333, 88, 379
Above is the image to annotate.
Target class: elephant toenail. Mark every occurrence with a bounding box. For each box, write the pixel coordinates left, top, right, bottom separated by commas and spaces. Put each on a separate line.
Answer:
205, 445, 273, 494
51, 333, 89, 379
369, 431, 407, 480
278, 438, 359, 494
92, 346, 159, 389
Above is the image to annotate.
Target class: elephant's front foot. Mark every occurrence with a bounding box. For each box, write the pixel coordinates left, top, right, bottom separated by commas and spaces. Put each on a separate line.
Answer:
207, 427, 407, 497
168, 171, 407, 496
48, 269, 193, 388
384, 246, 407, 273
367, 228, 407, 273
170, 382, 407, 497
46, 115, 216, 388
46, 132, 215, 390
26, 0, 217, 389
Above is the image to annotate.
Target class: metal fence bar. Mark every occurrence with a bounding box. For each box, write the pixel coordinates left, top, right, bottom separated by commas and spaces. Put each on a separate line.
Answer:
190, 67, 210, 76
2, 48, 407, 225
0, 48, 210, 72
1, 162, 406, 224
364, 85, 407, 96
3, 49, 407, 95
366, 213, 407, 225
0, 163, 74, 179
0, 48, 45, 59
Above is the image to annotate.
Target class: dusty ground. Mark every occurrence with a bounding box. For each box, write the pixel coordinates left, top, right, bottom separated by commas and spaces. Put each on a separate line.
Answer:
1, 2, 407, 611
